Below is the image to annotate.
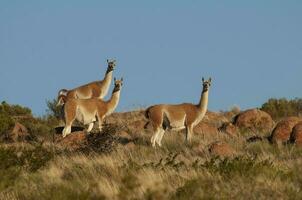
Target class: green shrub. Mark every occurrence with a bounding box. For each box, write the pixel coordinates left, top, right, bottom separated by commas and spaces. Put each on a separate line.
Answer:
0, 145, 54, 172
19, 117, 54, 141
0, 101, 31, 116
261, 98, 302, 120
197, 156, 286, 179
0, 113, 14, 140
0, 145, 54, 190
46, 99, 63, 119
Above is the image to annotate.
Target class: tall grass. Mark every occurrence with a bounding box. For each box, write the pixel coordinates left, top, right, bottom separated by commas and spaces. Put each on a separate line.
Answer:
1, 130, 302, 200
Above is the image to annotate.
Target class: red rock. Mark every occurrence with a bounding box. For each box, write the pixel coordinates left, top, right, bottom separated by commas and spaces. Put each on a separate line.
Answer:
290, 122, 302, 146
10, 122, 30, 142
129, 120, 146, 130
118, 131, 132, 140
203, 111, 229, 127
219, 123, 239, 137
270, 117, 302, 143
56, 131, 87, 150
234, 109, 274, 134
124, 142, 136, 150
208, 142, 235, 157
194, 122, 218, 135
193, 143, 206, 156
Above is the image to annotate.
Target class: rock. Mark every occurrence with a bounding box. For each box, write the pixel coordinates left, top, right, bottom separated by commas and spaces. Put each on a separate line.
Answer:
219, 123, 239, 137
124, 141, 136, 150
270, 117, 302, 144
290, 122, 302, 146
208, 142, 235, 157
106, 110, 145, 124
203, 111, 229, 127
193, 143, 206, 156
223, 107, 241, 122
10, 122, 30, 142
194, 122, 218, 135
127, 120, 147, 135
118, 131, 132, 140
246, 135, 264, 143
56, 131, 87, 150
234, 109, 274, 134
117, 131, 133, 144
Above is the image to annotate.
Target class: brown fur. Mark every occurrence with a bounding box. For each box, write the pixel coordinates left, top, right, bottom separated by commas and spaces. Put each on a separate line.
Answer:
57, 60, 116, 106
145, 78, 211, 147
62, 78, 123, 137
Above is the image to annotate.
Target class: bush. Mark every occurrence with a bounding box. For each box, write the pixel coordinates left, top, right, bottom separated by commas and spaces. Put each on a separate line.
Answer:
0, 145, 54, 172
46, 99, 63, 119
0, 145, 54, 190
0, 101, 59, 141
261, 98, 302, 120
0, 101, 31, 116
0, 113, 14, 140
200, 156, 283, 178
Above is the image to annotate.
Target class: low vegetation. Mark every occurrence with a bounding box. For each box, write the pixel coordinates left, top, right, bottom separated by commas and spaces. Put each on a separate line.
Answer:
0, 99, 302, 199
261, 98, 302, 121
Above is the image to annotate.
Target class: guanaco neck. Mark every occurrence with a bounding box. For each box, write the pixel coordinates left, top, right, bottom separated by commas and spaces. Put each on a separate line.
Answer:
106, 88, 121, 113
100, 70, 113, 98
198, 88, 209, 114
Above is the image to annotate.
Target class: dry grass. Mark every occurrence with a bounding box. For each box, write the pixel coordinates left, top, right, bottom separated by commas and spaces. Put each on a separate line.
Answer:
1, 128, 302, 200
1, 109, 302, 199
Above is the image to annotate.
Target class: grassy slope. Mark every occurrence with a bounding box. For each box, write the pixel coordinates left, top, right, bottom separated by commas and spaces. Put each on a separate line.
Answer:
0, 107, 302, 200
1, 129, 302, 200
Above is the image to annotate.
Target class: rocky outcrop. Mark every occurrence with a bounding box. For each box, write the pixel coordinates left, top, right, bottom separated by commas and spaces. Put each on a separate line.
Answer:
234, 109, 274, 134
194, 122, 219, 136
9, 122, 31, 142
56, 131, 87, 151
270, 117, 302, 144
290, 122, 302, 146
219, 123, 239, 137
208, 142, 235, 157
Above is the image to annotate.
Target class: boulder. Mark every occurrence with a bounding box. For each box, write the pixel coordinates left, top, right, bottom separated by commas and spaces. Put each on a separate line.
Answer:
124, 141, 136, 150
193, 143, 206, 156
117, 131, 133, 144
234, 109, 274, 134
270, 117, 302, 144
203, 111, 229, 127
118, 131, 132, 140
290, 122, 302, 146
128, 120, 147, 132
208, 142, 235, 157
10, 122, 30, 142
56, 131, 87, 150
219, 123, 239, 137
194, 122, 218, 135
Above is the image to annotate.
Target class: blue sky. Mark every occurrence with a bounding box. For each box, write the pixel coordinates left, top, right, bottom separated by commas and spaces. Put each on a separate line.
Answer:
0, 1, 301, 116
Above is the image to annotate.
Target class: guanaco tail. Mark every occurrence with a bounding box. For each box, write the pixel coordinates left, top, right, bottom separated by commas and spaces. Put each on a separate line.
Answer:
57, 59, 116, 106
61, 78, 123, 137
144, 77, 211, 147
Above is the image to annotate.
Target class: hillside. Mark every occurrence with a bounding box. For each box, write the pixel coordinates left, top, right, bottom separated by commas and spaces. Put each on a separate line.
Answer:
1, 100, 302, 199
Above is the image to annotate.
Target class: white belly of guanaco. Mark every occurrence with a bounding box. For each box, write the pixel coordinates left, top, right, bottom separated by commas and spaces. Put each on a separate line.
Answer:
75, 106, 97, 125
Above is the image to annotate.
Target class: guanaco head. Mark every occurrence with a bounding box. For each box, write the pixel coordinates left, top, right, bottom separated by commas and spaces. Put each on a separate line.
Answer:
202, 77, 212, 92
56, 89, 68, 106
106, 59, 116, 73
112, 77, 123, 93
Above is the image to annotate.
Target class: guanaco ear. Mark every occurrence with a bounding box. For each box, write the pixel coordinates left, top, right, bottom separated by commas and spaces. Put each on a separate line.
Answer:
209, 77, 212, 82
114, 77, 116, 82
202, 77, 204, 82
121, 77, 123, 82
107, 59, 109, 63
